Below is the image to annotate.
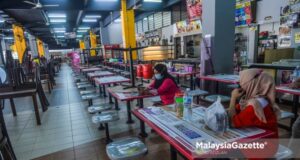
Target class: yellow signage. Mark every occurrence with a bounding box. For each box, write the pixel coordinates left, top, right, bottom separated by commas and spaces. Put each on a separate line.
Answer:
79, 40, 85, 51
37, 39, 45, 57
295, 32, 300, 44
90, 31, 97, 56
12, 24, 27, 63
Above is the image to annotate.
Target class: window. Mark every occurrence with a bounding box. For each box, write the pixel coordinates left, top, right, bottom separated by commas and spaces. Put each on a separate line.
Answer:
154, 12, 162, 29
163, 11, 171, 26
143, 17, 149, 32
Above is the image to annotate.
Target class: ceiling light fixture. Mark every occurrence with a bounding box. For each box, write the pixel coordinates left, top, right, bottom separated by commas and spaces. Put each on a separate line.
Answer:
0, 19, 4, 23
95, 0, 118, 2
114, 18, 121, 23
143, 0, 162, 2
82, 19, 97, 22
48, 13, 66, 18
4, 37, 13, 40
50, 19, 66, 23
77, 30, 88, 33
78, 27, 90, 30
54, 27, 65, 30
85, 15, 101, 18
57, 36, 65, 38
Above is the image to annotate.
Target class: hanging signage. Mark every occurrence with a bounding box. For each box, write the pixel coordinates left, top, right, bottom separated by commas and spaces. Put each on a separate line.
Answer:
79, 40, 85, 51
89, 31, 97, 56
235, 1, 252, 26
12, 24, 27, 63
175, 20, 202, 34
37, 39, 45, 57
186, 0, 202, 21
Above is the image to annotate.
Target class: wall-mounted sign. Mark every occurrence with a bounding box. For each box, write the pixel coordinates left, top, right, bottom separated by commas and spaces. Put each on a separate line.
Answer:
295, 32, 300, 43
144, 29, 162, 39
235, 1, 252, 26
186, 0, 202, 21
175, 20, 202, 34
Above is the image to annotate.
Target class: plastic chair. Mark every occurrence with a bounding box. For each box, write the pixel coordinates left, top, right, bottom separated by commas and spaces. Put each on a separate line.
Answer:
106, 137, 148, 160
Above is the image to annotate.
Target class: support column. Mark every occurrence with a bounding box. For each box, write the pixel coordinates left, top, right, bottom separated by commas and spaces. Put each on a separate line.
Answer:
120, 0, 137, 61
202, 0, 235, 73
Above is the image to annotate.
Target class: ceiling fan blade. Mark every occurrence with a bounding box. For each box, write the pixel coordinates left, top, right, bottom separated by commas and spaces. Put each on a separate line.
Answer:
43, 4, 60, 7
23, 1, 36, 6
32, 6, 38, 9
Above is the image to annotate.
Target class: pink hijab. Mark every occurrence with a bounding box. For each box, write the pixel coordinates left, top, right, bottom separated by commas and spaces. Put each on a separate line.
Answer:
239, 69, 280, 123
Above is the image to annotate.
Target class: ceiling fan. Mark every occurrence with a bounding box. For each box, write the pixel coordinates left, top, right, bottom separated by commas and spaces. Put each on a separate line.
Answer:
23, 0, 59, 9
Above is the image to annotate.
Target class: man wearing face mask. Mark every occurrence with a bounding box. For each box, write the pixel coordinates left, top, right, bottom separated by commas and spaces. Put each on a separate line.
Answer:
148, 64, 179, 105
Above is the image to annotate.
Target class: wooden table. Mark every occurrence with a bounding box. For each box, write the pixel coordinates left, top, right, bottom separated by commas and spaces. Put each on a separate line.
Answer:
170, 71, 200, 90
107, 86, 157, 136
0, 88, 45, 125
132, 106, 274, 160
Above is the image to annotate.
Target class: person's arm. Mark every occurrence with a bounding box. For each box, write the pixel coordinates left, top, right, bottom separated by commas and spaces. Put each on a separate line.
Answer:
228, 88, 245, 127
157, 79, 174, 95
148, 80, 155, 89
231, 105, 259, 128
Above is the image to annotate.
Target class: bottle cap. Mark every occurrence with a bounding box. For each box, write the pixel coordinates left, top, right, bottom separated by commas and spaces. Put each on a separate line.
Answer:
175, 97, 183, 103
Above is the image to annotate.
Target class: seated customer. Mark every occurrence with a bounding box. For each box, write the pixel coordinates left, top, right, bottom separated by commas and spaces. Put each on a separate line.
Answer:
228, 69, 280, 158
148, 64, 179, 105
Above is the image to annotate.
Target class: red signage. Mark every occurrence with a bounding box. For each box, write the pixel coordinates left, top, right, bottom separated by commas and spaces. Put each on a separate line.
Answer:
186, 0, 202, 21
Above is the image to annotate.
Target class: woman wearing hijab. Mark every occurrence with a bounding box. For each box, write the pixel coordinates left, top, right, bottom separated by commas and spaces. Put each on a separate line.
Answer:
148, 64, 179, 105
228, 69, 280, 158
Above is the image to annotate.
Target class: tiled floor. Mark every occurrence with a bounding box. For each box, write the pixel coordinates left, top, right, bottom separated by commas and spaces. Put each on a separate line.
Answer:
3, 64, 294, 160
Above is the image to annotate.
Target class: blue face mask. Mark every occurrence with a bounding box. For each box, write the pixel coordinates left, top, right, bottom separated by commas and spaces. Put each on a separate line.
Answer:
155, 74, 163, 80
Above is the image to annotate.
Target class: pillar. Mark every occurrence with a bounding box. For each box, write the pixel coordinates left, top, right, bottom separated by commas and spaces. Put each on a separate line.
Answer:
120, 0, 137, 60
202, 0, 235, 73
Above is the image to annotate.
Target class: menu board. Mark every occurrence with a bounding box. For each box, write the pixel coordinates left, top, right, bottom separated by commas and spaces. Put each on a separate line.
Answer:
235, 1, 252, 26
176, 20, 202, 34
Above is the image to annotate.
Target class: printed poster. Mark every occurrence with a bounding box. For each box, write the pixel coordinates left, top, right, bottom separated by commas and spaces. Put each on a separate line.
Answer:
278, 26, 292, 48
186, 0, 202, 21
235, 1, 252, 26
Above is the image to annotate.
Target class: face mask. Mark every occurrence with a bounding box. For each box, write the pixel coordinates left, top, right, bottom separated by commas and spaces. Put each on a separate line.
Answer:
155, 74, 163, 80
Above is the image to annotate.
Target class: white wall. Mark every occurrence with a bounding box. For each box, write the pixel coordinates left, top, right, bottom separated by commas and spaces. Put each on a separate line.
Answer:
106, 22, 123, 45
161, 24, 175, 45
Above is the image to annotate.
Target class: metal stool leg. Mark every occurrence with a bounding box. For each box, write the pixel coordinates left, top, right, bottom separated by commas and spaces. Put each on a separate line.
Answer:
98, 123, 105, 130
105, 123, 113, 144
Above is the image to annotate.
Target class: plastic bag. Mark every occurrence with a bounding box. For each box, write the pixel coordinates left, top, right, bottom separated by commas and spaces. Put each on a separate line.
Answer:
205, 97, 228, 134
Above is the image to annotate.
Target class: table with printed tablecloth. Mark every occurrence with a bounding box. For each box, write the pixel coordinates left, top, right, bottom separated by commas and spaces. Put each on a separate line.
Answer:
132, 106, 274, 160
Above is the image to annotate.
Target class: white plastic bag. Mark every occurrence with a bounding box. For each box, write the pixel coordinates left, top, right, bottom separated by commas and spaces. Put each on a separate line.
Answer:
205, 97, 228, 134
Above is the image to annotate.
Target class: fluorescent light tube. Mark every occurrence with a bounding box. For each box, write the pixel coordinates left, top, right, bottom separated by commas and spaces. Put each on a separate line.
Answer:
85, 15, 101, 18
82, 19, 97, 22
144, 0, 161, 2
77, 30, 88, 33
114, 18, 121, 23
78, 27, 90, 30
50, 19, 66, 23
48, 13, 66, 18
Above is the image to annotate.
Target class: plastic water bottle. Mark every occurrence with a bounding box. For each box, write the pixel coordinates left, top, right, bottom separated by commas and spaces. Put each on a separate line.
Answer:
183, 88, 193, 122
292, 66, 300, 82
